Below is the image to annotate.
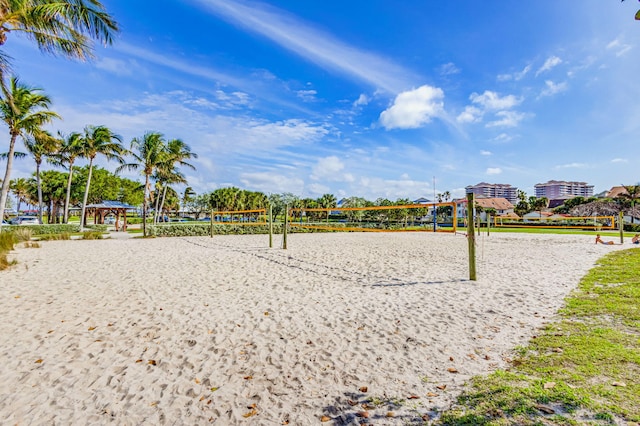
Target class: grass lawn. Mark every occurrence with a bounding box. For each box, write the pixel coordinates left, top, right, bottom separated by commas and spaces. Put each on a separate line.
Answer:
437, 248, 640, 425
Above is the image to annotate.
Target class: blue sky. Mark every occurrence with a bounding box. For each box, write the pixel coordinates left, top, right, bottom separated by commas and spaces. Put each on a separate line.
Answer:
3, 0, 640, 201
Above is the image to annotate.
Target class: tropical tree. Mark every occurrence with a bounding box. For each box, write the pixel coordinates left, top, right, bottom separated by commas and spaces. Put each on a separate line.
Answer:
0, 0, 119, 75
23, 129, 59, 223
317, 193, 337, 209
77, 125, 124, 228
9, 176, 29, 214
618, 184, 640, 223
154, 138, 196, 223
52, 131, 84, 223
0, 77, 59, 229
120, 132, 167, 236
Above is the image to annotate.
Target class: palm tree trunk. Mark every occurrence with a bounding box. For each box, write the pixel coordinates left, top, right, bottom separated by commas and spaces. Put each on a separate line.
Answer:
0, 133, 18, 230
158, 185, 168, 222
142, 175, 150, 237
36, 162, 43, 224
79, 159, 94, 231
63, 162, 75, 223
153, 185, 161, 223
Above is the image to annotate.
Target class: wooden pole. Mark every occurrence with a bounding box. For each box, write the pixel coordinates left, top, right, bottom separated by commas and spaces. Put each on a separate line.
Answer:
619, 212, 624, 244
467, 193, 477, 281
283, 204, 288, 250
487, 214, 491, 236
210, 209, 214, 238
269, 204, 273, 248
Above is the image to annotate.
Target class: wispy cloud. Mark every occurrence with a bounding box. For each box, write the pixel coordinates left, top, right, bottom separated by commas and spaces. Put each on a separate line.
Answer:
439, 62, 460, 76
497, 64, 531, 82
486, 110, 526, 128
536, 56, 562, 76
611, 158, 628, 163
456, 91, 523, 126
480, 150, 492, 156
193, 0, 419, 93
486, 167, 502, 175
607, 38, 632, 57
538, 80, 568, 98
555, 162, 588, 169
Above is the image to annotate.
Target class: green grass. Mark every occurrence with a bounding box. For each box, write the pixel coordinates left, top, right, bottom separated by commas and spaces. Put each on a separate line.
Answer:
437, 248, 640, 425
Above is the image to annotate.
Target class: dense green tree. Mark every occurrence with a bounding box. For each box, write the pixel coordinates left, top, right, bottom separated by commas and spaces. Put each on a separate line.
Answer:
9, 176, 29, 213
0, 77, 59, 228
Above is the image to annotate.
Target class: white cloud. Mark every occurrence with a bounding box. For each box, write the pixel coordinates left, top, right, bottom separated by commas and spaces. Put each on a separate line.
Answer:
486, 167, 502, 175
611, 158, 628, 163
492, 133, 513, 143
536, 56, 562, 76
480, 150, 492, 156
539, 80, 568, 98
310, 156, 355, 182
555, 162, 588, 169
239, 172, 305, 193
439, 62, 460, 76
379, 85, 445, 130
353, 94, 369, 107
486, 110, 525, 128
95, 57, 135, 76
456, 105, 482, 123
296, 89, 318, 102
607, 38, 632, 57
470, 91, 521, 110
497, 64, 531, 82
194, 0, 418, 93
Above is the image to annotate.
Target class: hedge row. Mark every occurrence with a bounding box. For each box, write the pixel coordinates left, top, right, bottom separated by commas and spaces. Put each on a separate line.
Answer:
1, 223, 108, 235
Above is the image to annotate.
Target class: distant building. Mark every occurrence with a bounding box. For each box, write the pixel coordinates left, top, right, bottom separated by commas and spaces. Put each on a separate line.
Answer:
455, 197, 514, 220
413, 197, 432, 204
534, 180, 593, 199
465, 182, 518, 204
605, 186, 629, 198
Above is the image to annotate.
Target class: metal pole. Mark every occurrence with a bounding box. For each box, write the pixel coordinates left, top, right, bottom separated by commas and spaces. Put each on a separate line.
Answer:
467, 193, 477, 281
210, 209, 214, 238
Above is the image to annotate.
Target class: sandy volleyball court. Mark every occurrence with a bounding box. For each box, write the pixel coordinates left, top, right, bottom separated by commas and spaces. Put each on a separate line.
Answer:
0, 232, 624, 424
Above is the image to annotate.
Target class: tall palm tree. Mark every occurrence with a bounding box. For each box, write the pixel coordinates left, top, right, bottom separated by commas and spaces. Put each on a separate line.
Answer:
0, 77, 59, 229
77, 125, 124, 229
119, 132, 167, 237
9, 177, 29, 214
23, 129, 59, 223
154, 138, 196, 223
53, 131, 84, 223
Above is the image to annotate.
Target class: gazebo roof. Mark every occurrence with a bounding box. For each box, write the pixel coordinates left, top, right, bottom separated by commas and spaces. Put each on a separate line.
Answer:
86, 200, 136, 210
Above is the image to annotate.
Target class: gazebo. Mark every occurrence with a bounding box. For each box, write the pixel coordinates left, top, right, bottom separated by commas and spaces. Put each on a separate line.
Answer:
85, 200, 137, 231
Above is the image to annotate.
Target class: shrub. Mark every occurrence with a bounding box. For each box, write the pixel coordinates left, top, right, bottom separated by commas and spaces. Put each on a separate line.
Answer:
4, 224, 79, 236
0, 232, 18, 271
12, 227, 33, 242
81, 230, 104, 240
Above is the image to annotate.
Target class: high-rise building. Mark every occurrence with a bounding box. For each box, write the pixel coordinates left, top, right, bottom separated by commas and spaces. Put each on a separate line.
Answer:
465, 182, 518, 204
534, 180, 593, 199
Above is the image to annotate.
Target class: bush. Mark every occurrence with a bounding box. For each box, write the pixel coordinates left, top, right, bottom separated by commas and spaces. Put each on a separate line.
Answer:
624, 223, 640, 232
4, 224, 79, 235
81, 230, 104, 240
0, 232, 18, 271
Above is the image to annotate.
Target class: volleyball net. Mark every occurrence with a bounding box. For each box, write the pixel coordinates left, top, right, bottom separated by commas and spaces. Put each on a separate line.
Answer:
493, 215, 616, 230
288, 202, 457, 233
211, 208, 267, 225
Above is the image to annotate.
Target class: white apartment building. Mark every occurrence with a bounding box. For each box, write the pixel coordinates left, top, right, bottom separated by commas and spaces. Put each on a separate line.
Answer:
534, 180, 594, 199
465, 182, 518, 204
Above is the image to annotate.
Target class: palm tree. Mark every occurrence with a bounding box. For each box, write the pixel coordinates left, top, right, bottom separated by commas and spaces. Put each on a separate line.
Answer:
9, 177, 29, 214
77, 125, 124, 229
0, 1, 119, 71
154, 139, 196, 223
620, 184, 640, 224
182, 186, 196, 216
23, 129, 59, 223
54, 131, 84, 223
0, 77, 59, 229
119, 132, 167, 237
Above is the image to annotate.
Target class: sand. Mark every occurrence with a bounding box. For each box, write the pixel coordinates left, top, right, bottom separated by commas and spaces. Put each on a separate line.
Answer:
0, 232, 626, 424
